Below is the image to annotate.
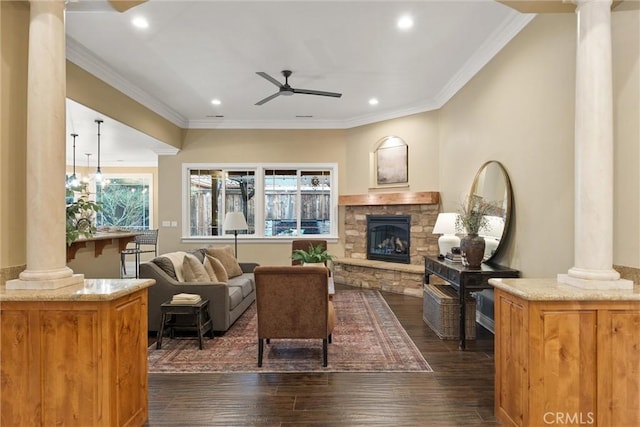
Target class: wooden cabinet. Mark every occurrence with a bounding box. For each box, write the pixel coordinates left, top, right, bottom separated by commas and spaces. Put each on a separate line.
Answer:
1, 289, 149, 426
494, 288, 640, 427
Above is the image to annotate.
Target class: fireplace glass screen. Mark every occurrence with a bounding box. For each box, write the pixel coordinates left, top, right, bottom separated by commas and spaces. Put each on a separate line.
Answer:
366, 215, 411, 264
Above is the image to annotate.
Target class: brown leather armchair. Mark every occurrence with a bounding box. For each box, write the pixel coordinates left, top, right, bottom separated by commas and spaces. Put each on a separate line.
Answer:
254, 265, 335, 367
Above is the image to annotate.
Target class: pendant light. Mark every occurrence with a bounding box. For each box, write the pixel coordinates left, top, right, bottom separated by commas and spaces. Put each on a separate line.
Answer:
94, 119, 103, 182
69, 133, 79, 187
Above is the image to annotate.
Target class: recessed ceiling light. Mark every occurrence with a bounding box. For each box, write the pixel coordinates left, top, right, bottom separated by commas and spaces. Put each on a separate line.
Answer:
211, 99, 221, 105
369, 98, 379, 106
397, 15, 413, 30
131, 16, 149, 29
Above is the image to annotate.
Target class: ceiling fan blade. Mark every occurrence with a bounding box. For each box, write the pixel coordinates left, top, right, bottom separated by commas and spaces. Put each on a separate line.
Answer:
256, 72, 283, 88
108, 0, 148, 12
293, 88, 342, 98
255, 92, 283, 106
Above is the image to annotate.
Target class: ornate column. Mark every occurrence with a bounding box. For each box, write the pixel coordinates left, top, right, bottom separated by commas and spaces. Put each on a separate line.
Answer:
558, 0, 632, 289
7, 0, 83, 289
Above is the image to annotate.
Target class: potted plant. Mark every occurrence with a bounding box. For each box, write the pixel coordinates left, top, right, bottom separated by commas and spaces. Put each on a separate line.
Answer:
291, 243, 334, 265
455, 196, 499, 268
66, 197, 102, 246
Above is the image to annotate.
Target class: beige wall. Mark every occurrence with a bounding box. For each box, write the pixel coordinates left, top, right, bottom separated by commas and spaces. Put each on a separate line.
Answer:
612, 9, 640, 268
439, 12, 639, 277
156, 119, 441, 265
155, 128, 347, 265
0, 1, 29, 272
344, 111, 441, 195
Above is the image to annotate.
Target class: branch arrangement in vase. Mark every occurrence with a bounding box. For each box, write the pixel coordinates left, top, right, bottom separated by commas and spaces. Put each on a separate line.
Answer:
455, 196, 502, 235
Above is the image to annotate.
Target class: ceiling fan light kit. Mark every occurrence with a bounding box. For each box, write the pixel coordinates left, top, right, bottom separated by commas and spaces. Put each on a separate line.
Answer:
255, 70, 342, 105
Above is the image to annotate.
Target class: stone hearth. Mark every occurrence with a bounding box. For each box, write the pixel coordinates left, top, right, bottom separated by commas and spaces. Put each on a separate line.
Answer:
333, 258, 425, 297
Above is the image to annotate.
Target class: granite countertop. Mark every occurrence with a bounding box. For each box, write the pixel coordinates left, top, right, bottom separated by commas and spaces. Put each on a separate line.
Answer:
489, 278, 640, 301
0, 278, 155, 302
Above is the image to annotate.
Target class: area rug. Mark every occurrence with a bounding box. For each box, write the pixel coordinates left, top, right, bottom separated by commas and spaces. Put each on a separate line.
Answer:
147, 289, 432, 373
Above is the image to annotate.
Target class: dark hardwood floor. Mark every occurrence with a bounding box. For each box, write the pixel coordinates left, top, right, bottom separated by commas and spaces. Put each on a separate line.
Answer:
145, 285, 498, 426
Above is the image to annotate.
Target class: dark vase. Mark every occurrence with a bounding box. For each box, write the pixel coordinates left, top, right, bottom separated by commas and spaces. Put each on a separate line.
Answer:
460, 234, 485, 269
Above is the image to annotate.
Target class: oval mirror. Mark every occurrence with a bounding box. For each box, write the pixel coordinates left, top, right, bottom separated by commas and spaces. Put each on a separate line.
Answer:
468, 160, 513, 263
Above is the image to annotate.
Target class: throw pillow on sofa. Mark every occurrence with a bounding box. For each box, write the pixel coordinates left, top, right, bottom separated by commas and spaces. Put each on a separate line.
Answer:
183, 253, 210, 282
206, 246, 243, 278
187, 248, 206, 263
159, 251, 189, 282
202, 256, 219, 282
151, 256, 178, 281
205, 254, 228, 282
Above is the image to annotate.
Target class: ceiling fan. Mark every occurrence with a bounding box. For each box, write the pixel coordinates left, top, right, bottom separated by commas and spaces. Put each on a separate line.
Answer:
255, 70, 342, 106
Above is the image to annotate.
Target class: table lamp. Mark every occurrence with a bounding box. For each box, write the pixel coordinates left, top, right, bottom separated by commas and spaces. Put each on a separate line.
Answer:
432, 213, 460, 257
223, 212, 248, 258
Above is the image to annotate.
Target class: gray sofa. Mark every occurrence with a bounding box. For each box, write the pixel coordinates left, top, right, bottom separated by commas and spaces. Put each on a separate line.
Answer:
140, 250, 257, 333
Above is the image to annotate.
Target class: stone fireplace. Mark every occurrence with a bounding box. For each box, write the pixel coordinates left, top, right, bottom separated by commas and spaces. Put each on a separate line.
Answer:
334, 192, 441, 296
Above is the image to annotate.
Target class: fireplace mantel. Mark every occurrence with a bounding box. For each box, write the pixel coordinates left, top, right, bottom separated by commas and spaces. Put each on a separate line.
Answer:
338, 191, 439, 206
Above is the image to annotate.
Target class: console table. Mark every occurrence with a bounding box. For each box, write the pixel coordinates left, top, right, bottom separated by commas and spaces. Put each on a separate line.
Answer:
424, 256, 520, 350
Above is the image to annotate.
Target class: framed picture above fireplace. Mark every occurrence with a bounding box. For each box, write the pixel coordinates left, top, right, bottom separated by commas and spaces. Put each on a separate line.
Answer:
370, 135, 408, 188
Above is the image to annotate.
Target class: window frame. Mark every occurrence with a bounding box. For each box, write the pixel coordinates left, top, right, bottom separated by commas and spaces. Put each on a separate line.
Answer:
181, 163, 338, 242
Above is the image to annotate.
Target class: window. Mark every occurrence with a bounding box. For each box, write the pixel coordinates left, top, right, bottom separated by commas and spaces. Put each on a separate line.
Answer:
188, 169, 255, 236
94, 174, 153, 229
184, 164, 337, 239
264, 169, 332, 236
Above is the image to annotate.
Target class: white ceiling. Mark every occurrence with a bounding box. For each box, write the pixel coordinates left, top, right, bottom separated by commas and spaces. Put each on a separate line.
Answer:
65, 98, 177, 168
64, 0, 534, 166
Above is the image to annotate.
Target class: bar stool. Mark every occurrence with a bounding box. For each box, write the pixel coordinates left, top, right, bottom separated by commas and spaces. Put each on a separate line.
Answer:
121, 229, 159, 278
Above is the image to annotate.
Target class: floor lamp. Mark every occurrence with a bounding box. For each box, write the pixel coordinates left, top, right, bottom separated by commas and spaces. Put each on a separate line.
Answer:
223, 212, 248, 258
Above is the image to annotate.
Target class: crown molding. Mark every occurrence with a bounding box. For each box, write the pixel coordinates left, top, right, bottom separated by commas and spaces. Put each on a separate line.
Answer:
433, 13, 535, 107
99, 160, 159, 168
66, 36, 189, 128
188, 99, 442, 130
341, 100, 442, 129
153, 146, 180, 156
187, 118, 347, 130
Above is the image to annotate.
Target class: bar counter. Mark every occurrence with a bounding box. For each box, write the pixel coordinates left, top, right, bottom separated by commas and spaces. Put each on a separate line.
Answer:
489, 278, 639, 427
66, 230, 140, 262
1, 278, 155, 426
